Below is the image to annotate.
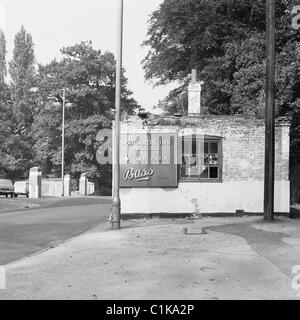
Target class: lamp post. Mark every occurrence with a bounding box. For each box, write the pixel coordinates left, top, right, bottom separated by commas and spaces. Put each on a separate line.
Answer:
61, 88, 66, 197
112, 0, 123, 230
264, 0, 275, 221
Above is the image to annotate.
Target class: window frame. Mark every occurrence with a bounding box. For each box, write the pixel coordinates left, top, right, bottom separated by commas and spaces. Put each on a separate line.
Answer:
178, 135, 223, 183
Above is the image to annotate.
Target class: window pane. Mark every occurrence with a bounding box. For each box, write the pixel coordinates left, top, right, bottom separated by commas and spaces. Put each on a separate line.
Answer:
181, 166, 189, 178
183, 140, 191, 155
204, 154, 209, 165
210, 143, 218, 154
192, 135, 197, 154
190, 167, 199, 177
209, 167, 218, 179
190, 155, 197, 167
204, 143, 209, 153
199, 154, 205, 165
182, 155, 188, 166
200, 167, 208, 179
209, 154, 218, 165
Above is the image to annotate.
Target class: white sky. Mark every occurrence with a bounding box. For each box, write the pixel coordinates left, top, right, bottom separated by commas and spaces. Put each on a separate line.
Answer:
0, 0, 176, 112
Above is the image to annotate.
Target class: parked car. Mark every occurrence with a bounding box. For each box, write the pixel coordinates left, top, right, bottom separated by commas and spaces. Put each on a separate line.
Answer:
13, 181, 29, 198
0, 179, 15, 198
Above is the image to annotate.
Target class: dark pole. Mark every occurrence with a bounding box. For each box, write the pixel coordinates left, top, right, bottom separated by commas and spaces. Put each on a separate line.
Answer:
112, 0, 123, 230
264, 0, 276, 221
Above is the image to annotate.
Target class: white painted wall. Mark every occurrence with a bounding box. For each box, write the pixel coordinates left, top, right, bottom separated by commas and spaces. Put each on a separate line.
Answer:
87, 181, 95, 195
120, 180, 290, 214
118, 117, 290, 215
42, 179, 62, 197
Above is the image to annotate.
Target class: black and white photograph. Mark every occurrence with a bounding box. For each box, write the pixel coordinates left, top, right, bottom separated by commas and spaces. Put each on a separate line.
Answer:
0, 0, 300, 305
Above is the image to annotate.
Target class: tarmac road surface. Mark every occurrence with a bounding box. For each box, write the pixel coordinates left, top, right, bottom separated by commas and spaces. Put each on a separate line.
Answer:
0, 197, 111, 265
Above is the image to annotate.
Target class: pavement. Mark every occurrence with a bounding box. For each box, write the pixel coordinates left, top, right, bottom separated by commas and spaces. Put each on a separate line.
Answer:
1, 215, 300, 300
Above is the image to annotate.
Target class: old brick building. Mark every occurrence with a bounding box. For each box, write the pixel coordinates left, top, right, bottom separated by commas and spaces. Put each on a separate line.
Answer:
118, 72, 290, 215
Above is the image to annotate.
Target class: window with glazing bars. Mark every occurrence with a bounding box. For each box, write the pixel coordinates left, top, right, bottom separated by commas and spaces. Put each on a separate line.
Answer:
180, 135, 222, 182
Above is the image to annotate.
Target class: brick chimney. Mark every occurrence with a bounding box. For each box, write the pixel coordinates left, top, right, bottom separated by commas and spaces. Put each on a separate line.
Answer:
188, 69, 203, 116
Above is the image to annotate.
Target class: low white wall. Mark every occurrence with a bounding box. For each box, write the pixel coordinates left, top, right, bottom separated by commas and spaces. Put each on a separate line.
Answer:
87, 182, 95, 195
42, 179, 63, 197
120, 180, 290, 214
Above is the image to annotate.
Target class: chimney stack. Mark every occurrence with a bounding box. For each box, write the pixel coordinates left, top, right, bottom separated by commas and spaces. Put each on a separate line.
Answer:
188, 69, 203, 116
191, 68, 197, 83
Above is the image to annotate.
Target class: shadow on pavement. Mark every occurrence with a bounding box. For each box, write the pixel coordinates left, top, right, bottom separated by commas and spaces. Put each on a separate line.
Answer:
202, 222, 299, 278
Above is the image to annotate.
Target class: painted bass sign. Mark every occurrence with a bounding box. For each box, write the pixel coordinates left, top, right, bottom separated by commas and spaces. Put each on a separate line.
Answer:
120, 132, 178, 187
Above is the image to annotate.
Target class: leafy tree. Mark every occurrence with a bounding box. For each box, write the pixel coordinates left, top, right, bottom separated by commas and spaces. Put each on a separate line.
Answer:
32, 41, 140, 190
144, 0, 300, 202
154, 84, 189, 115
143, 0, 292, 116
9, 26, 36, 130
0, 29, 6, 84
0, 30, 15, 178
0, 29, 9, 110
143, 0, 270, 83
0, 27, 36, 179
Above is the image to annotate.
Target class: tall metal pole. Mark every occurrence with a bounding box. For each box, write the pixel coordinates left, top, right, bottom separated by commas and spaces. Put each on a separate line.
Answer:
112, 0, 123, 230
61, 88, 66, 197
264, 0, 275, 221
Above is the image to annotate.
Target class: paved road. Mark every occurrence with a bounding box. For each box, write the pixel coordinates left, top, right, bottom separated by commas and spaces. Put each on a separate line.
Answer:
0, 197, 112, 265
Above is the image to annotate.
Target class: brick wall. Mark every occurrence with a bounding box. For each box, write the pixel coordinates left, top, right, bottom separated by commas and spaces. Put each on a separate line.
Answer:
119, 115, 290, 213
121, 115, 290, 183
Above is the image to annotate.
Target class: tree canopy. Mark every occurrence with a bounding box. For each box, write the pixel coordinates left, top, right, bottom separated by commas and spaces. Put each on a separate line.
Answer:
33, 41, 140, 184
0, 30, 140, 188
143, 0, 298, 116
0, 27, 35, 179
143, 0, 300, 202
0, 30, 6, 83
